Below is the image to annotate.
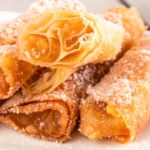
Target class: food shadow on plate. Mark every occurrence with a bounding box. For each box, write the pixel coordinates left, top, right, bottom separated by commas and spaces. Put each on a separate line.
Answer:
0, 117, 150, 150
70, 122, 150, 150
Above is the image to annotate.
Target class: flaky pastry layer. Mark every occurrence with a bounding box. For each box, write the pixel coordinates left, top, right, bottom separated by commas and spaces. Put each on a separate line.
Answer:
18, 10, 123, 93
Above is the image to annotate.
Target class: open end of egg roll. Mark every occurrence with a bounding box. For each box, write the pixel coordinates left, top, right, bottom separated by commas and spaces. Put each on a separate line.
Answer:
2, 100, 70, 140
80, 98, 132, 143
0, 90, 76, 142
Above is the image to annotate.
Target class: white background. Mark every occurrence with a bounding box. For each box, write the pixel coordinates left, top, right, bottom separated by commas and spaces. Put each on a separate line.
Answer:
0, 0, 149, 25
0, 0, 120, 12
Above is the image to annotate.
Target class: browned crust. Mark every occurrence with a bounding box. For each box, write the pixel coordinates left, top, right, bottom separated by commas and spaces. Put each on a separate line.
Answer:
80, 38, 150, 143
0, 45, 34, 99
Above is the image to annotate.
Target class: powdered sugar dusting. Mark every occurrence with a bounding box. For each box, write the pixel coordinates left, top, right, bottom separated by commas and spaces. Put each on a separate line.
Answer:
80, 41, 150, 143
29, 0, 85, 13
87, 47, 150, 106
102, 11, 123, 26
87, 78, 133, 105
62, 63, 111, 100
2, 63, 109, 108
0, 44, 17, 56
31, 63, 110, 105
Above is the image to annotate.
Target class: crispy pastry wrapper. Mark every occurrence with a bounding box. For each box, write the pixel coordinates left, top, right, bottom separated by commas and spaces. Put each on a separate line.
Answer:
18, 10, 123, 68
0, 63, 110, 142
0, 45, 34, 99
0, 0, 85, 45
18, 10, 123, 93
102, 6, 146, 51
80, 38, 150, 143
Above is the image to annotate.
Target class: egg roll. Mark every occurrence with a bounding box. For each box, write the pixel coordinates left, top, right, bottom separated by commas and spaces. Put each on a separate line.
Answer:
0, 0, 85, 45
103, 6, 145, 51
80, 38, 150, 143
0, 63, 110, 142
18, 10, 123, 93
0, 45, 34, 99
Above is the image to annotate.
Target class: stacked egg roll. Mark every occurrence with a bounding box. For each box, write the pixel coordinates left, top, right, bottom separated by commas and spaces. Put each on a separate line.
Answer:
18, 10, 124, 93
0, 63, 111, 142
103, 6, 145, 51
80, 38, 150, 143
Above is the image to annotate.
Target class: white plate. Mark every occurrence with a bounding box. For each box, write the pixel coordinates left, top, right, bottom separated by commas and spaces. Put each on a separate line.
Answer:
0, 11, 18, 23
0, 1, 150, 150
0, 122, 150, 150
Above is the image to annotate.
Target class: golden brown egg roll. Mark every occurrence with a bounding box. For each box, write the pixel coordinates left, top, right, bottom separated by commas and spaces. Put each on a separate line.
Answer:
102, 6, 145, 51
80, 38, 150, 143
0, 45, 34, 99
18, 10, 123, 93
0, 63, 110, 142
0, 0, 85, 45
18, 10, 123, 68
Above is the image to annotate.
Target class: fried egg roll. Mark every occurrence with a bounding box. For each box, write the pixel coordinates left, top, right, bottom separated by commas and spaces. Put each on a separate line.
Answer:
80, 38, 150, 143
18, 10, 123, 93
0, 45, 34, 99
0, 63, 110, 142
103, 6, 145, 51
0, 0, 85, 45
